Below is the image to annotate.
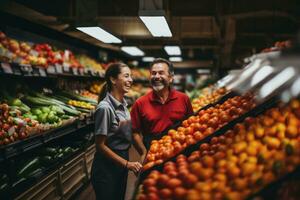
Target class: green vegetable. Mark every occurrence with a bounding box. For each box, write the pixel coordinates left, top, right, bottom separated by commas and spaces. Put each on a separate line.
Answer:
40, 156, 53, 165
32, 108, 42, 115
41, 107, 51, 113
12, 178, 26, 188
42, 147, 57, 157
10, 98, 22, 106
17, 157, 40, 178
56, 153, 64, 159
26, 168, 43, 178
50, 105, 65, 116
63, 147, 73, 154
59, 91, 97, 105
0, 183, 8, 192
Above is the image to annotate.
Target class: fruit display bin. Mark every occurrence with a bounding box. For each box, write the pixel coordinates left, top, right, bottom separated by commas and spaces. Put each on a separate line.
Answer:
140, 92, 274, 176
133, 96, 280, 200
0, 118, 91, 160
142, 91, 237, 149
133, 97, 300, 200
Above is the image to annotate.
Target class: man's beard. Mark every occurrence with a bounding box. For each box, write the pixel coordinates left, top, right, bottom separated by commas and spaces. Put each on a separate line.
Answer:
151, 79, 168, 91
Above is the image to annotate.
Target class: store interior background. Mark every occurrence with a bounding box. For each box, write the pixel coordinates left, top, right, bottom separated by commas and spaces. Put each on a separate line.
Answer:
1, 0, 300, 200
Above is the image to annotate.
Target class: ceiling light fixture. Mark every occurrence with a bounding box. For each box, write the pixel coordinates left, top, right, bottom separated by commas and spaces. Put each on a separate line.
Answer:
169, 57, 182, 62
121, 46, 145, 56
76, 27, 121, 43
139, 16, 172, 37
142, 57, 155, 62
164, 46, 181, 56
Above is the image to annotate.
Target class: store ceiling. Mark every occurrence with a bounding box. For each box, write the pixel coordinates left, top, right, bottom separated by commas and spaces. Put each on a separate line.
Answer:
1, 0, 300, 69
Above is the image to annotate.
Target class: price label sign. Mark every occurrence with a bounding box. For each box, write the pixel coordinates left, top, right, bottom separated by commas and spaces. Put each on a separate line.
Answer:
79, 68, 84, 75
32, 67, 40, 76
20, 64, 32, 76
1, 63, 13, 74
39, 68, 47, 77
63, 65, 70, 73
12, 64, 22, 75
47, 66, 56, 74
55, 64, 63, 74
72, 68, 78, 75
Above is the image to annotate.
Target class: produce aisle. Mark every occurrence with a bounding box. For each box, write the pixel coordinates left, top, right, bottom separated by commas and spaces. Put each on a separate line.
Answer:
1, 1, 300, 200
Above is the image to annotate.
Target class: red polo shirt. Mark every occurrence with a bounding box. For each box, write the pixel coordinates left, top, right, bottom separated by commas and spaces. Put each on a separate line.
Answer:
131, 89, 193, 136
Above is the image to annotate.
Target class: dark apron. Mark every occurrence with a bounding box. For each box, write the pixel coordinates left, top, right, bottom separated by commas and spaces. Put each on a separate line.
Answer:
91, 149, 129, 200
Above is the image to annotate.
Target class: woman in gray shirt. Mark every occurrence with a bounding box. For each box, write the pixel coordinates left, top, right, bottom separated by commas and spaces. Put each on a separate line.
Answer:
91, 63, 145, 200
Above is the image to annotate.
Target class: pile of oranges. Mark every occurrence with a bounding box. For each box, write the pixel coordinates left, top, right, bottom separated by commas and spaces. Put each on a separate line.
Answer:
191, 87, 227, 112
143, 93, 256, 171
137, 99, 300, 200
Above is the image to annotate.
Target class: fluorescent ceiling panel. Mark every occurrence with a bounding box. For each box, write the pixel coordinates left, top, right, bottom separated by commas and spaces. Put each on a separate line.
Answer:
121, 46, 145, 56
169, 57, 182, 62
142, 57, 155, 62
76, 27, 121, 43
139, 16, 172, 37
164, 46, 181, 56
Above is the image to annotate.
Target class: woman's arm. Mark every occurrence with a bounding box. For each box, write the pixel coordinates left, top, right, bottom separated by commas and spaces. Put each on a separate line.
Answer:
132, 132, 147, 163
95, 135, 142, 173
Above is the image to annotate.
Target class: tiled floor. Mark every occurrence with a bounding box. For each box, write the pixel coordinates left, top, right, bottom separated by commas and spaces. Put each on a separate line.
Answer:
73, 146, 140, 200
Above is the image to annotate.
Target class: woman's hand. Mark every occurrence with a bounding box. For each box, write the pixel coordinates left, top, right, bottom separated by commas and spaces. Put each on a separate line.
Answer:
126, 161, 142, 175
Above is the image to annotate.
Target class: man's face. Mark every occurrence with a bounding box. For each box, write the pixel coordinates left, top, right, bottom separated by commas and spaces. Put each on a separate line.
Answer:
150, 62, 173, 92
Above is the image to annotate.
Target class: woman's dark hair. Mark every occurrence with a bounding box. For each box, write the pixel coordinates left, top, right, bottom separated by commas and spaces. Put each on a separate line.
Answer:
98, 62, 128, 102
150, 58, 174, 75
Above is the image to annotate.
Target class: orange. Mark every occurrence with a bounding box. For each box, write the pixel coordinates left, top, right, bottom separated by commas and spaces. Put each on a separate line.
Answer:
227, 164, 241, 178
233, 178, 248, 191
202, 156, 215, 168
241, 162, 256, 176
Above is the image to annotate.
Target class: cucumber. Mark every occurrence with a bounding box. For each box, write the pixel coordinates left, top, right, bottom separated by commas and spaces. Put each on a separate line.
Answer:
41, 147, 58, 157
55, 153, 64, 159
40, 156, 53, 165
0, 183, 8, 192
26, 168, 43, 178
12, 178, 26, 188
17, 158, 40, 178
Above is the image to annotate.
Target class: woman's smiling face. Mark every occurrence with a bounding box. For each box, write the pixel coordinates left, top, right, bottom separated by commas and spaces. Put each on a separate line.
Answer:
114, 66, 133, 94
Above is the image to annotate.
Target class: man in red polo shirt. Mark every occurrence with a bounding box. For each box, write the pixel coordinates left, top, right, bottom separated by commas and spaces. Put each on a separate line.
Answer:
131, 58, 193, 152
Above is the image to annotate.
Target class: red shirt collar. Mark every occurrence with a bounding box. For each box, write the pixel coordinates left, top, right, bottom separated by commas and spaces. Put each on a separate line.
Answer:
149, 89, 178, 104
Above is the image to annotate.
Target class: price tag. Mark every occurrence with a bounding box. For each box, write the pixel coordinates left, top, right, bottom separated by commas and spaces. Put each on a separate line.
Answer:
55, 64, 63, 74
1, 63, 13, 74
12, 64, 22, 75
20, 64, 32, 76
39, 68, 47, 77
32, 67, 40, 76
78, 68, 84, 75
63, 65, 70, 73
47, 66, 56, 74
72, 68, 78, 75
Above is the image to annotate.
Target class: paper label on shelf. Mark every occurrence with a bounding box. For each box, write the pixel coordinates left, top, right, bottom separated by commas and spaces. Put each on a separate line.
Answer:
79, 68, 84, 75
20, 64, 32, 76
55, 64, 63, 74
39, 68, 47, 77
72, 68, 78, 75
1, 63, 13, 74
63, 65, 70, 73
47, 66, 56, 74
12, 65, 22, 75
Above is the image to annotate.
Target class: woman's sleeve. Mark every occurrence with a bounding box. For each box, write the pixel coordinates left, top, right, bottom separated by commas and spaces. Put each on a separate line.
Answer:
94, 106, 112, 136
